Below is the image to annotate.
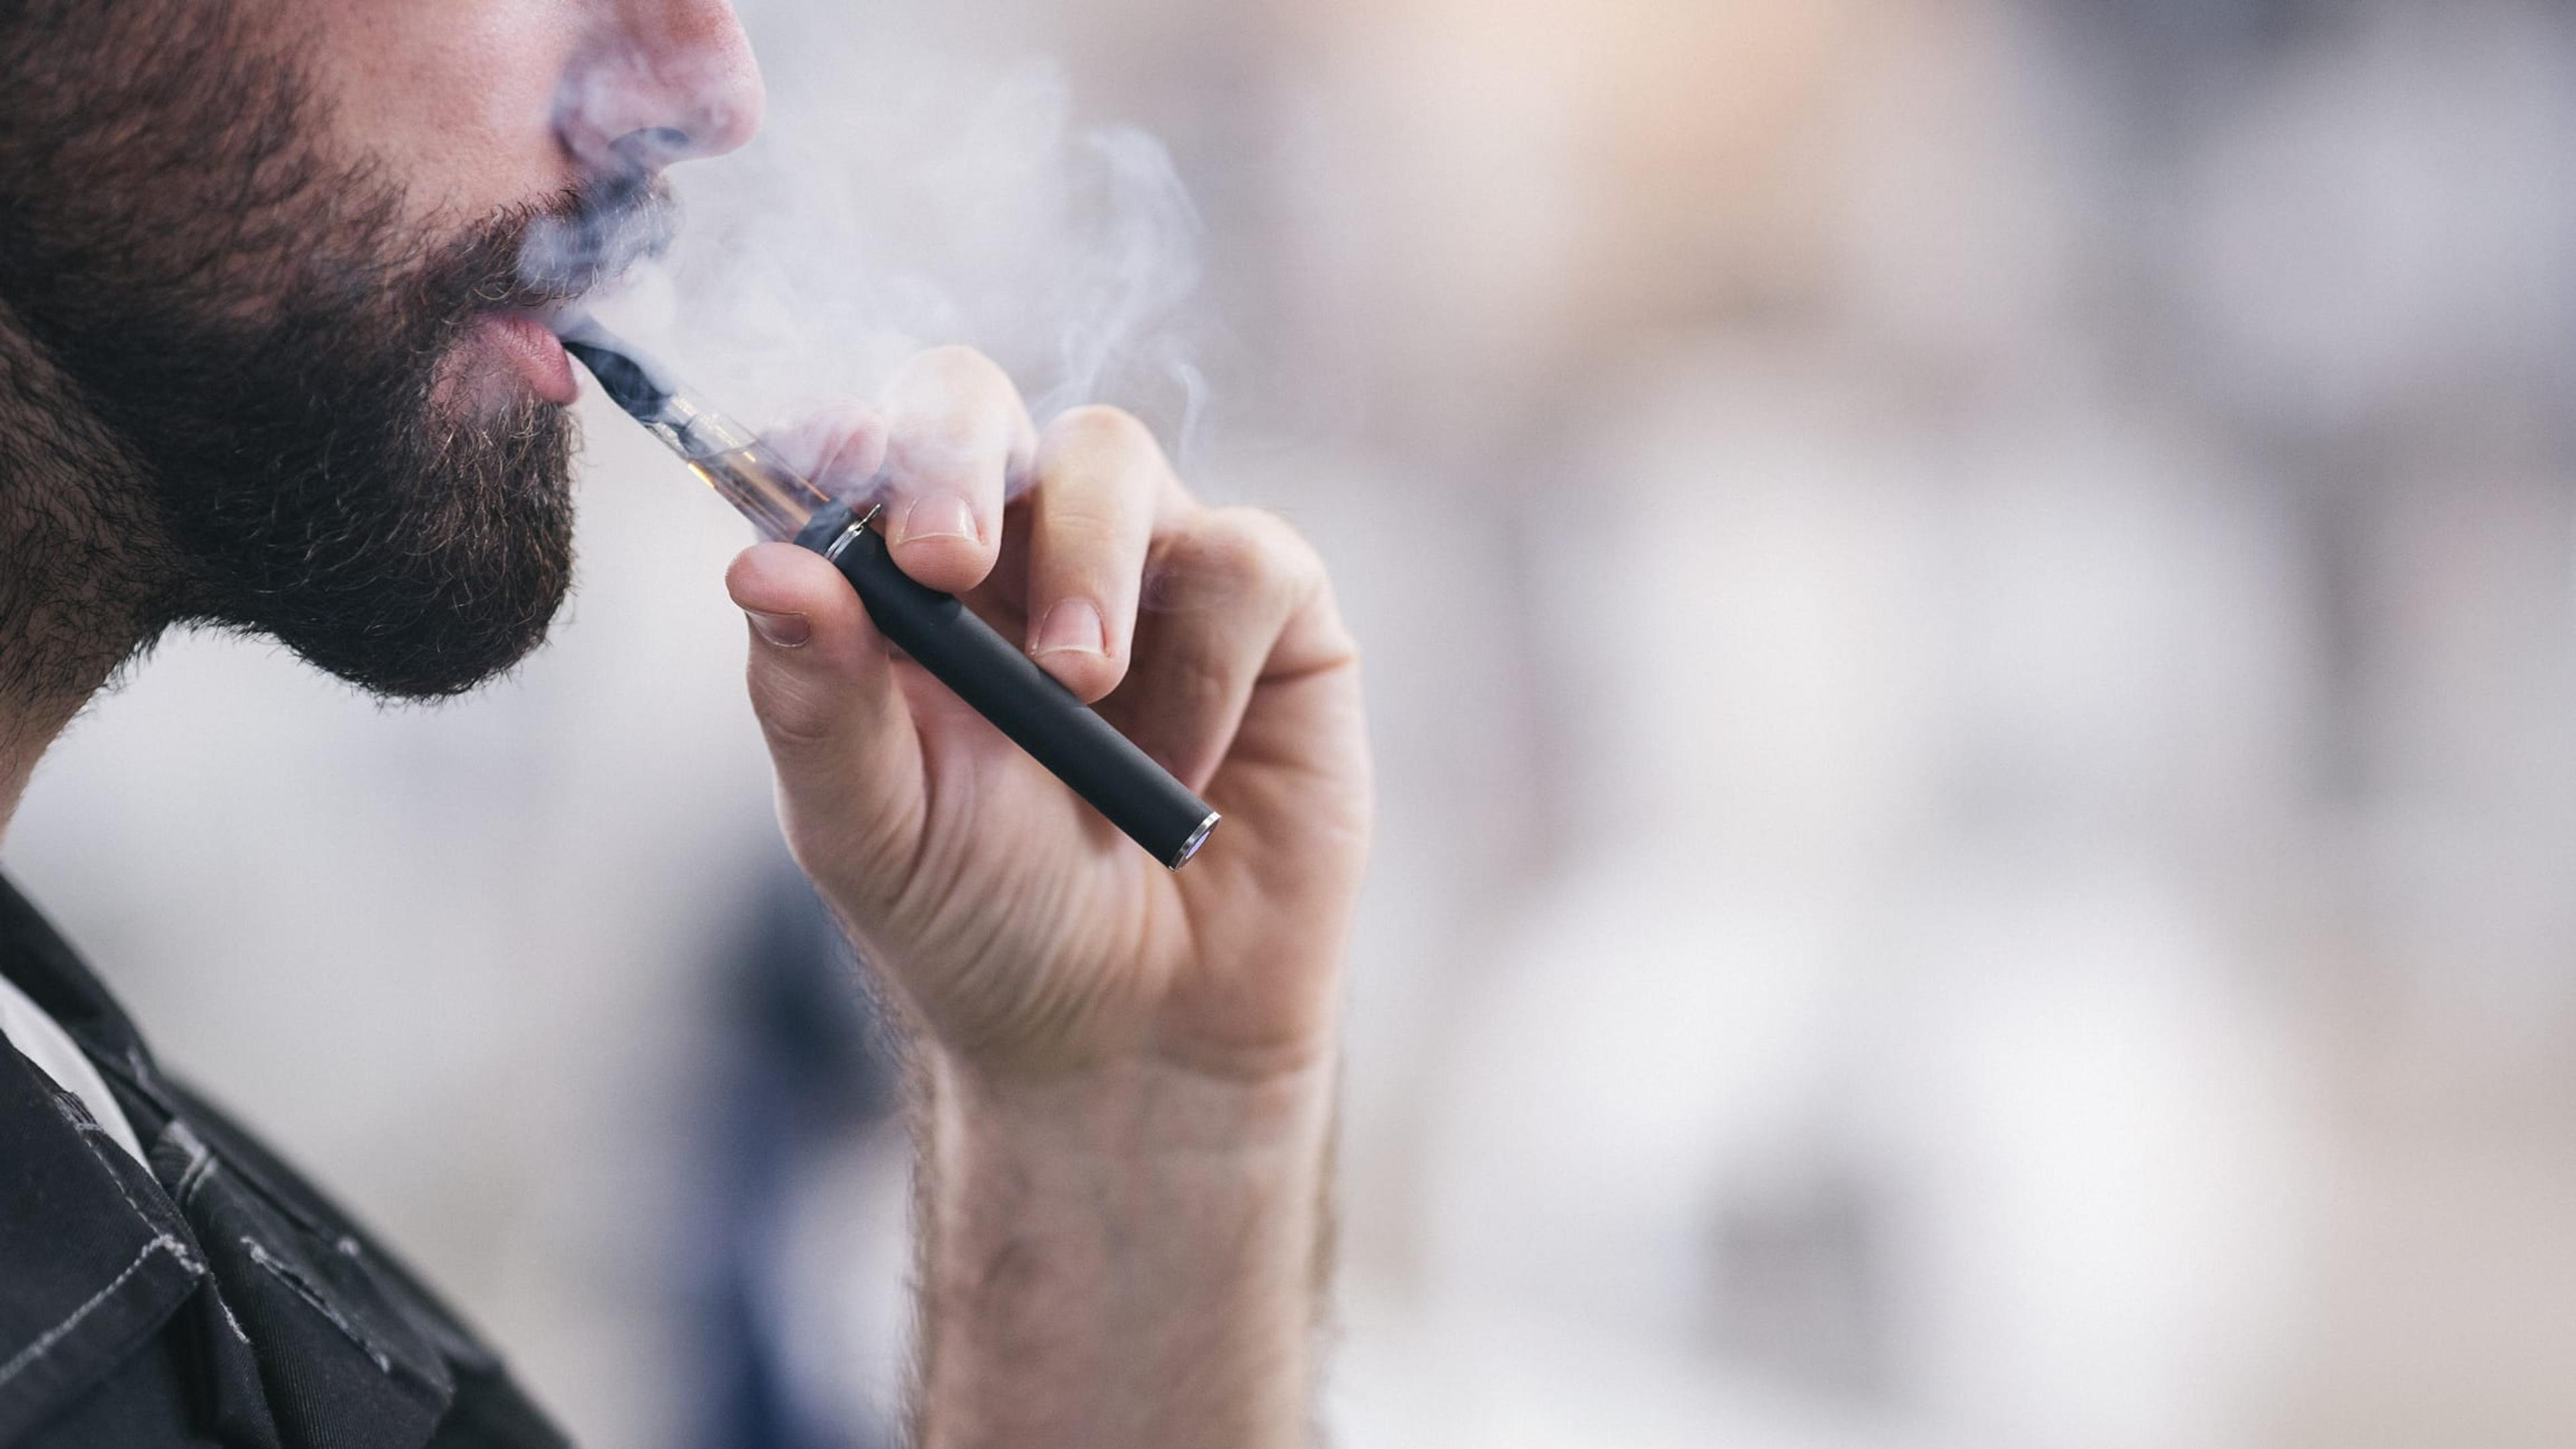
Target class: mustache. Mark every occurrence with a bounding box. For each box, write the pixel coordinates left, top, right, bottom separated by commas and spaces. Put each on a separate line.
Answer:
448, 171, 680, 315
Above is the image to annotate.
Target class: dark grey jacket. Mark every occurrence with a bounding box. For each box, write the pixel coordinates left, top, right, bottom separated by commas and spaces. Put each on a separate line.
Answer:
0, 879, 566, 1448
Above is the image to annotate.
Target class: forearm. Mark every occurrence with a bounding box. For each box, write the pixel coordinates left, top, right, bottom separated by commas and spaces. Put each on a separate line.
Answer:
909, 1048, 1338, 1449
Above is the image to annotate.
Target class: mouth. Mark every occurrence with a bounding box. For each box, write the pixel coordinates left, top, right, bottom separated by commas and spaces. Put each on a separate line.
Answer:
453, 172, 677, 410
474, 309, 580, 407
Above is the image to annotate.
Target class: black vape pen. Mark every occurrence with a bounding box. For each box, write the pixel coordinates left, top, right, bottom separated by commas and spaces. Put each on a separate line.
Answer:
559, 320, 1220, 869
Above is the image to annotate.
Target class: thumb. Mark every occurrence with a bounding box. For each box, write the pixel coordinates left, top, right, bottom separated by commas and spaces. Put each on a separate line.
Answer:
725, 542, 927, 881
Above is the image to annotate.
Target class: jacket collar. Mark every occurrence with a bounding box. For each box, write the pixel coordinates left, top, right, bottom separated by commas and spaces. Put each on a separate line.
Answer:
0, 1004, 203, 1442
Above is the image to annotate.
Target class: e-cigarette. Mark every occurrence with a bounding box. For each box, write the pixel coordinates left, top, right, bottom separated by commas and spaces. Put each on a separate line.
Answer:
558, 319, 1220, 869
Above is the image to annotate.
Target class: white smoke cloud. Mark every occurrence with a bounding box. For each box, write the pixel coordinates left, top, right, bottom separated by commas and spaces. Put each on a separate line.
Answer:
556, 13, 1212, 466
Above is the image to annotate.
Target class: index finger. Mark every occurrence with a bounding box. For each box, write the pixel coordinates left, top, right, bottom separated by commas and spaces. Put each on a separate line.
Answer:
875, 345, 1036, 595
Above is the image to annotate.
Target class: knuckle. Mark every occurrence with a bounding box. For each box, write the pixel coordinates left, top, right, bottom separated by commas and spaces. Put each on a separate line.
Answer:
748, 665, 841, 751
1199, 506, 1321, 592
1040, 507, 1125, 559
758, 707, 838, 755
888, 412, 994, 479
1045, 403, 1158, 458
907, 343, 1010, 390
1147, 506, 1312, 613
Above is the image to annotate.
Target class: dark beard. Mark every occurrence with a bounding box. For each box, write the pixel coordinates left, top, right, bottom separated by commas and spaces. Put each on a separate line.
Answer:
0, 0, 582, 702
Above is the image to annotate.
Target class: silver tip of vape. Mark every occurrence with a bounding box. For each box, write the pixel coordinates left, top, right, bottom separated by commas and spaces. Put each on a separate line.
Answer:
1168, 810, 1222, 871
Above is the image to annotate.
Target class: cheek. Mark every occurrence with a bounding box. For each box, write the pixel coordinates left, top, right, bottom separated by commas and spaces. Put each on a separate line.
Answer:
300, 0, 582, 220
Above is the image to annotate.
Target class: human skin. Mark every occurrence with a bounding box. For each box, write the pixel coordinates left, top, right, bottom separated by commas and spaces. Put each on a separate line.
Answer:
733, 368, 1368, 1444
0, 1, 1371, 1444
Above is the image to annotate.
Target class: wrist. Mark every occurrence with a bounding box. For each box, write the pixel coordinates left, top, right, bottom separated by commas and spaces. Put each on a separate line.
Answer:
925, 1044, 1337, 1159
912, 1046, 1338, 1448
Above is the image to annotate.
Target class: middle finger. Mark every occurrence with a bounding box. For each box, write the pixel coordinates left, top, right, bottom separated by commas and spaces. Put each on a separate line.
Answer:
1018, 405, 1184, 703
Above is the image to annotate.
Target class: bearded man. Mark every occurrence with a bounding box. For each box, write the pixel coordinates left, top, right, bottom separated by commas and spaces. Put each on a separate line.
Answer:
0, 2, 1370, 1446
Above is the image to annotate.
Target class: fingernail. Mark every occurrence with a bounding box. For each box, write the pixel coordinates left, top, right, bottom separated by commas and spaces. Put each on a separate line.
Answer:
745, 608, 810, 648
1032, 598, 1106, 657
897, 494, 979, 547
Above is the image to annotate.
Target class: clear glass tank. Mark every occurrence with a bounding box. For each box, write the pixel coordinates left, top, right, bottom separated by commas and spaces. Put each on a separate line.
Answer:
556, 321, 847, 542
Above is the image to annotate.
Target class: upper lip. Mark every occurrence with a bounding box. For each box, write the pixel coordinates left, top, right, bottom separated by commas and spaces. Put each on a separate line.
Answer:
473, 277, 590, 315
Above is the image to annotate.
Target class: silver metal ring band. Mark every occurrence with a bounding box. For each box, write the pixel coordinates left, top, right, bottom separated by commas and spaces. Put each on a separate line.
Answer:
822, 502, 885, 562
1167, 810, 1222, 871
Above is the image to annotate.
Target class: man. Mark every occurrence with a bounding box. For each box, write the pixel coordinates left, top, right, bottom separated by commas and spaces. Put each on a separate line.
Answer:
0, 0, 1370, 1445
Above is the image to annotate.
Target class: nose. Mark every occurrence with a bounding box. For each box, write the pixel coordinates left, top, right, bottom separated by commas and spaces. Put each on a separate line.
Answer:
557, 0, 766, 174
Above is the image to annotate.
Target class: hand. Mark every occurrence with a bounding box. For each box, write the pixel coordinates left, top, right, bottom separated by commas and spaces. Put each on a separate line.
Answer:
721, 346, 1362, 1445
722, 346, 1372, 1090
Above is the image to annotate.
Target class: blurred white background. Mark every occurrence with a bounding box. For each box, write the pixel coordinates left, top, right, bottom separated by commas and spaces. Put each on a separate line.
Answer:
18, 0, 2576, 1445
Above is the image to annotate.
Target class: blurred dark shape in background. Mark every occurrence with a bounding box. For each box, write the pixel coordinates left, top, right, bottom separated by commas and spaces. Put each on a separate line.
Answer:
682, 866, 900, 1449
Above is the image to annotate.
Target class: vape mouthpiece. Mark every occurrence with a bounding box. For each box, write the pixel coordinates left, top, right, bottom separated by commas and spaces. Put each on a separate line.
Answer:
558, 319, 1222, 869
557, 333, 665, 418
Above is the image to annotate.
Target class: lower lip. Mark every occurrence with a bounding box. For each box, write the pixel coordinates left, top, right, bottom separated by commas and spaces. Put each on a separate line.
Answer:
478, 311, 580, 406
